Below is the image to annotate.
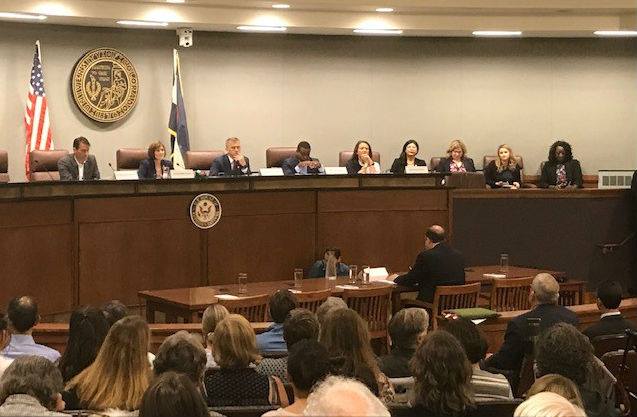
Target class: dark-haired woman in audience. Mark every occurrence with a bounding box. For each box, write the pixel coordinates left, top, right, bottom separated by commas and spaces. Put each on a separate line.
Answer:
483, 144, 522, 189
58, 306, 109, 383
436, 139, 476, 173
320, 308, 393, 402
64, 316, 151, 412
139, 372, 209, 417
539, 140, 583, 188
346, 140, 380, 174
390, 140, 427, 174
138, 141, 173, 179
204, 314, 284, 407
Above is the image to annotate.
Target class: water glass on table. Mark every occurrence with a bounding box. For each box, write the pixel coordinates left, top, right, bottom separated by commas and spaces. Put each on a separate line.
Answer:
499, 253, 509, 275
348, 265, 358, 284
361, 265, 370, 286
237, 272, 248, 294
294, 268, 303, 289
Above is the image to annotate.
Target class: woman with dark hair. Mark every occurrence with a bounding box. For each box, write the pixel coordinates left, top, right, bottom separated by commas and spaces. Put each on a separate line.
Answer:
346, 140, 381, 174
539, 140, 583, 188
483, 144, 522, 189
137, 141, 173, 179
57, 306, 109, 382
139, 372, 209, 417
409, 330, 474, 417
390, 140, 427, 174
435, 139, 476, 173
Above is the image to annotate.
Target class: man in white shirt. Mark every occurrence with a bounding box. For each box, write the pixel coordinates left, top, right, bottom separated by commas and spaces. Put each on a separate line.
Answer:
57, 136, 100, 181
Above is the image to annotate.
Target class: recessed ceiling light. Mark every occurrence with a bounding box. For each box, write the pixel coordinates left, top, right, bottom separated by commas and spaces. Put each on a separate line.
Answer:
117, 20, 169, 27
166, 0, 185, 3
473, 30, 522, 37
0, 12, 47, 20
375, 7, 394, 13
237, 25, 287, 32
353, 28, 403, 35
594, 30, 637, 37
272, 4, 290, 9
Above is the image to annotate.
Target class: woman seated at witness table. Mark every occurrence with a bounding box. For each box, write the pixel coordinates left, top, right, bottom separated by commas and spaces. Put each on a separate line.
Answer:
483, 144, 522, 189
539, 140, 583, 188
204, 314, 285, 407
138, 141, 173, 179
346, 140, 381, 174
389, 140, 427, 174
435, 139, 476, 173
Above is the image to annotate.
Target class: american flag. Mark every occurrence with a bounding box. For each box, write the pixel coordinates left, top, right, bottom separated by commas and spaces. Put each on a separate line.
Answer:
24, 41, 54, 178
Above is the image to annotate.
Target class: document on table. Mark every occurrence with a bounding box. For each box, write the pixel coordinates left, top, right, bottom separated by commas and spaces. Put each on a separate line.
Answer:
215, 294, 240, 300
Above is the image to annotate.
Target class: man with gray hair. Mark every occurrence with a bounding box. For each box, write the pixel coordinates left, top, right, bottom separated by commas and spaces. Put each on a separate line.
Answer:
379, 308, 429, 378
484, 273, 578, 380
303, 375, 390, 417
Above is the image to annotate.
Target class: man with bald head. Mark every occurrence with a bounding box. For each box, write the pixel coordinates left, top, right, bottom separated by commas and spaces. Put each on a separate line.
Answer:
391, 225, 465, 303
484, 273, 578, 379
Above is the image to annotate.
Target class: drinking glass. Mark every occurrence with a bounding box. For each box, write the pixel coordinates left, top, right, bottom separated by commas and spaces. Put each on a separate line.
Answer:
499, 253, 509, 274
361, 265, 370, 286
237, 272, 248, 294
349, 265, 358, 284
294, 268, 303, 289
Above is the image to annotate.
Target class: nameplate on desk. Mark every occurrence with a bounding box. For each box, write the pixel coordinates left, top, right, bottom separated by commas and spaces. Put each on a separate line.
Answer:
114, 171, 139, 181
405, 166, 429, 174
170, 169, 195, 179
259, 168, 284, 176
324, 167, 348, 175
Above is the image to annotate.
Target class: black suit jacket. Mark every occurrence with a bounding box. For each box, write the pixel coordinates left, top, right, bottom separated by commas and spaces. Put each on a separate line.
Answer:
57, 154, 100, 181
281, 157, 321, 175
583, 314, 637, 340
208, 155, 251, 176
137, 158, 173, 179
485, 303, 579, 375
483, 160, 522, 188
389, 157, 427, 174
435, 157, 476, 173
394, 243, 466, 303
539, 159, 583, 188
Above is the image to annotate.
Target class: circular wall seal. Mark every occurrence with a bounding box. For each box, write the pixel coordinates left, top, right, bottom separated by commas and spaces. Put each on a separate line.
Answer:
190, 194, 222, 229
71, 48, 139, 123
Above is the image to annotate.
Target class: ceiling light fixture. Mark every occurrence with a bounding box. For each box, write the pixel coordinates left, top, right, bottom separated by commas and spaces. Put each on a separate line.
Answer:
594, 30, 637, 37
472, 30, 522, 37
353, 28, 402, 35
375, 7, 394, 13
0, 12, 47, 20
237, 25, 287, 32
117, 20, 169, 27
272, 4, 290, 9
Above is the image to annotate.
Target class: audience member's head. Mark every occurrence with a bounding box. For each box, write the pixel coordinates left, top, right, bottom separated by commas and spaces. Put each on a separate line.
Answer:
102, 300, 128, 328
269, 290, 298, 324
411, 330, 473, 416
441, 316, 488, 365
388, 308, 429, 351
0, 312, 9, 350
0, 355, 64, 412
67, 315, 151, 411
287, 339, 331, 399
531, 274, 560, 305
201, 304, 229, 347
7, 296, 39, 334
514, 391, 586, 417
526, 374, 584, 409
212, 314, 260, 368
316, 297, 347, 329
139, 371, 209, 417
58, 306, 110, 382
153, 331, 207, 384
425, 225, 445, 249
303, 375, 390, 417
596, 280, 623, 311
535, 323, 593, 387
283, 308, 319, 349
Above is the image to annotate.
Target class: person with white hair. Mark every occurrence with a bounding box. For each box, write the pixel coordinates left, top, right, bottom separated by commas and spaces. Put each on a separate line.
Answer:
484, 274, 579, 381
514, 392, 586, 417
303, 376, 390, 417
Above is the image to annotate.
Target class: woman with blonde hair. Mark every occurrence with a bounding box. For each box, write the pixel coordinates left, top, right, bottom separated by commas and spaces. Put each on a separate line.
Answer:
63, 315, 151, 412
201, 304, 229, 368
483, 144, 522, 189
436, 139, 476, 173
526, 374, 584, 409
204, 314, 285, 406
514, 392, 586, 417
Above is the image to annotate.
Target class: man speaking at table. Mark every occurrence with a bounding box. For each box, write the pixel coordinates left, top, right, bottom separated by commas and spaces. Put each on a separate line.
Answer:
58, 137, 100, 181
390, 225, 465, 303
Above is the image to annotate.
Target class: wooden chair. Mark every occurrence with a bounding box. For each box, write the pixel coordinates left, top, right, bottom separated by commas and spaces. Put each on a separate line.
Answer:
558, 281, 585, 306
295, 289, 331, 313
342, 286, 392, 351
490, 277, 533, 312
591, 334, 629, 358
217, 294, 269, 322
412, 282, 481, 329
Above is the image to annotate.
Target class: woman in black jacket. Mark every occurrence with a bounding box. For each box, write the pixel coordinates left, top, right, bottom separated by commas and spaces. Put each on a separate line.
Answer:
390, 139, 427, 174
539, 140, 583, 188
483, 144, 522, 189
138, 141, 173, 179
435, 139, 476, 173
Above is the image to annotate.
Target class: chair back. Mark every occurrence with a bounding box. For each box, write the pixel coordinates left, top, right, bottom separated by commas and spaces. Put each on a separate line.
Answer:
338, 151, 381, 167
601, 350, 637, 394
387, 377, 414, 404
217, 294, 269, 322
342, 286, 392, 333
490, 276, 533, 312
558, 281, 585, 306
209, 405, 278, 417
483, 155, 525, 170
591, 334, 630, 358
116, 148, 147, 170
429, 156, 444, 172
0, 150, 8, 183
266, 147, 297, 168
295, 289, 331, 313
29, 149, 68, 181
474, 399, 524, 417
184, 150, 225, 173
432, 282, 481, 329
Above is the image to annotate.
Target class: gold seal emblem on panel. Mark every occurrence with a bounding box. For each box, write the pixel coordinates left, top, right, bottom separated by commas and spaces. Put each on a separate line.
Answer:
190, 194, 222, 230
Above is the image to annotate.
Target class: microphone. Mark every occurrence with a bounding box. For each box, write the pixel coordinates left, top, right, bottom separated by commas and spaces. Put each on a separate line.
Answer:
33, 159, 54, 181
108, 162, 116, 179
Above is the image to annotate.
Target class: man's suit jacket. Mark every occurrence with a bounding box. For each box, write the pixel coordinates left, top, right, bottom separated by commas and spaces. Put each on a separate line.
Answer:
208, 155, 251, 176
57, 154, 100, 181
281, 157, 321, 175
485, 303, 579, 375
394, 242, 466, 303
583, 314, 637, 340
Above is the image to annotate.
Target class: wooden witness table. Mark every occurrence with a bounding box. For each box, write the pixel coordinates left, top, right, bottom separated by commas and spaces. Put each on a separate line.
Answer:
465, 265, 566, 285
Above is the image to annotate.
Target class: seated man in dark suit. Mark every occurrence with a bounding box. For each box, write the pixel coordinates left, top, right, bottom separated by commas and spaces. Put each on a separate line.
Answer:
390, 225, 465, 303
208, 137, 251, 176
484, 273, 579, 379
281, 141, 322, 175
584, 280, 637, 339
57, 136, 100, 181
